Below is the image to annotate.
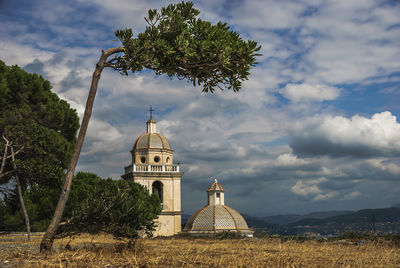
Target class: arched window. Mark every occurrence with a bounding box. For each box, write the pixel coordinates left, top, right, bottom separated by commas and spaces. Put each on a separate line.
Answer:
152, 181, 163, 206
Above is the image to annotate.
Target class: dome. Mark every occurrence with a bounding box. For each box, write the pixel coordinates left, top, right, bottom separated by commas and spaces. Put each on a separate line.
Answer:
183, 180, 253, 236
183, 204, 252, 234
134, 133, 171, 150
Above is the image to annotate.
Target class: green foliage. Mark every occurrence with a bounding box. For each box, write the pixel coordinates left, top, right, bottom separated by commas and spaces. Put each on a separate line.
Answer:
112, 1, 261, 93
58, 176, 162, 239
0, 59, 79, 231
1, 172, 161, 237
65, 172, 103, 218
21, 184, 62, 231
0, 173, 95, 232
0, 59, 79, 186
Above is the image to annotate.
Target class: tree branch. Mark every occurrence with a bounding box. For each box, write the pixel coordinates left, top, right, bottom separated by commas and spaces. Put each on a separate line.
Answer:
0, 169, 15, 179
11, 146, 31, 241
0, 146, 24, 161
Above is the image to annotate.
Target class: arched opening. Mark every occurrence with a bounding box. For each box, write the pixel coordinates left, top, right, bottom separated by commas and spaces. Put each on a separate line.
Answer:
166, 157, 170, 163
140, 156, 146, 163
152, 181, 163, 208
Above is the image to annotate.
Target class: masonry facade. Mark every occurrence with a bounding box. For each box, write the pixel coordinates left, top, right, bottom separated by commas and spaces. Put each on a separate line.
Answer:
122, 114, 183, 236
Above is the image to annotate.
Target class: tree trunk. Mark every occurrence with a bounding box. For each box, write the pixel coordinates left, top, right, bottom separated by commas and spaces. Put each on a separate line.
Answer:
40, 46, 124, 252
11, 147, 31, 241
0, 136, 9, 175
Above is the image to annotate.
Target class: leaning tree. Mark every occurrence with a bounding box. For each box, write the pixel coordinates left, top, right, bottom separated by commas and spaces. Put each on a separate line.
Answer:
40, 1, 260, 251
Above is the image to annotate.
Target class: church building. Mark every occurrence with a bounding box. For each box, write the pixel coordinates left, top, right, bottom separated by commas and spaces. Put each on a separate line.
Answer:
122, 109, 183, 236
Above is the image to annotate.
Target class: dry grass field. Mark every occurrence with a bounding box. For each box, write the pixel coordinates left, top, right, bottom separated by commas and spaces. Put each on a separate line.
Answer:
0, 232, 399, 267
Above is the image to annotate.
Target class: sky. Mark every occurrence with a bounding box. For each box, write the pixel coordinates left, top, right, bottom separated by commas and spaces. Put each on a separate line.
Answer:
1, 0, 399, 217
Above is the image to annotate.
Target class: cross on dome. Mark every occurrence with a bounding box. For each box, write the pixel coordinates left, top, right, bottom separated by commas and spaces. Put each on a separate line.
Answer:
146, 106, 157, 133
149, 105, 154, 119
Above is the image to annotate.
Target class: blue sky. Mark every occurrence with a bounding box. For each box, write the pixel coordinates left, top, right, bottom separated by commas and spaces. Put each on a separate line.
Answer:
1, 0, 399, 216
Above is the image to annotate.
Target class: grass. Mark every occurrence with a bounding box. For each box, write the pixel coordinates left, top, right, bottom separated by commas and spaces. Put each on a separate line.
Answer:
0, 232, 399, 267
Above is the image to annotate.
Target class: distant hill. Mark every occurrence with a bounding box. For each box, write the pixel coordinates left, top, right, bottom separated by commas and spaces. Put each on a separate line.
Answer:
279, 208, 400, 236
241, 214, 276, 229
391, 203, 400, 208
263, 210, 354, 225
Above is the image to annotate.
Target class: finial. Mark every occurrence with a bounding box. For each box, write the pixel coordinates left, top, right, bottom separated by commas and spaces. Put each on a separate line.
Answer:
214, 178, 218, 183
149, 105, 154, 119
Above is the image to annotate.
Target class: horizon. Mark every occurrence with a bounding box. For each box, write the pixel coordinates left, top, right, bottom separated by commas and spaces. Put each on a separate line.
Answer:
1, 0, 399, 216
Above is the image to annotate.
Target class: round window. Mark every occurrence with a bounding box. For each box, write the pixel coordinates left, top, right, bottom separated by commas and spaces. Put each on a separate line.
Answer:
140, 156, 146, 163
154, 156, 160, 163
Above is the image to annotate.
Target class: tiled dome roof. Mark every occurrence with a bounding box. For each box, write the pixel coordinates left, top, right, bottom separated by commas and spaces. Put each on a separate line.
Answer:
134, 133, 171, 150
183, 205, 252, 233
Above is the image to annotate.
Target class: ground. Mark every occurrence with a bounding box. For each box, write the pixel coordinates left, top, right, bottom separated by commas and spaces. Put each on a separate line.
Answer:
0, 233, 399, 267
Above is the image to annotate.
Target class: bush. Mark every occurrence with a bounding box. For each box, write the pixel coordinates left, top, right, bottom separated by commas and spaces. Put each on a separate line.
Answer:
57, 178, 162, 240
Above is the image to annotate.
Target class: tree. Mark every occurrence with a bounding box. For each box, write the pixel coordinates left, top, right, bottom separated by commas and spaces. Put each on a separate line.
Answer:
57, 174, 161, 241
41, 1, 260, 251
0, 136, 29, 240
0, 60, 79, 233
0, 60, 79, 188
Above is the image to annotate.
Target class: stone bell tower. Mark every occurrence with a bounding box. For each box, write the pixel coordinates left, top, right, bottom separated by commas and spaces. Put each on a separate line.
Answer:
122, 108, 183, 236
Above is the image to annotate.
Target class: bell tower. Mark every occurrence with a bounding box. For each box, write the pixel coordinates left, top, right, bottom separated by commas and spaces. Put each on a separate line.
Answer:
122, 108, 183, 236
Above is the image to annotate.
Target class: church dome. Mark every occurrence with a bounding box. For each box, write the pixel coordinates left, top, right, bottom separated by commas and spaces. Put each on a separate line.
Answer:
183, 204, 251, 234
183, 180, 253, 236
134, 133, 171, 150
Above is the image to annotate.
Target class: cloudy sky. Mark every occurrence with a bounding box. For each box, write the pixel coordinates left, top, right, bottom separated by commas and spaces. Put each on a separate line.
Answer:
1, 0, 399, 216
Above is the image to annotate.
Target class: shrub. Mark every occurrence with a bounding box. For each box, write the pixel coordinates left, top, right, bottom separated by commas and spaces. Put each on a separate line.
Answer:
57, 178, 161, 240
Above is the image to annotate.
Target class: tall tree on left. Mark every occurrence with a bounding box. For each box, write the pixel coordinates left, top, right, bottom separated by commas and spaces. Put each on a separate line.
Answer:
0, 60, 80, 233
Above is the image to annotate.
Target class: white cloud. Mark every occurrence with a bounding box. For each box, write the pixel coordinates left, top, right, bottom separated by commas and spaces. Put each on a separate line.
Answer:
291, 180, 321, 196
302, 1, 400, 84
85, 0, 184, 30
291, 111, 400, 157
291, 177, 337, 201
0, 40, 54, 67
228, 0, 400, 86
276, 153, 308, 166
366, 158, 400, 175
314, 191, 338, 201
230, 0, 307, 30
343, 191, 361, 200
83, 118, 124, 155
280, 83, 341, 102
